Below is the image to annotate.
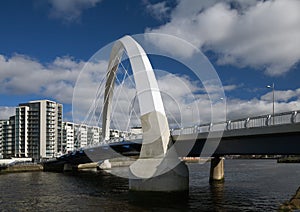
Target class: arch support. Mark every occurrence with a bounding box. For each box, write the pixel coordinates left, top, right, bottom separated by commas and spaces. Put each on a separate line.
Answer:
102, 35, 189, 193
102, 35, 170, 157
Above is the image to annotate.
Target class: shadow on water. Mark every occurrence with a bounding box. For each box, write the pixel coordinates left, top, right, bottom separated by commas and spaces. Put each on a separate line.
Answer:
129, 190, 189, 211
74, 168, 191, 211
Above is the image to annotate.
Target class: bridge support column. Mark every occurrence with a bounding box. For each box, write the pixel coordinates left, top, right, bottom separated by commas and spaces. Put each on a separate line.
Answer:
209, 157, 224, 184
129, 158, 189, 193
128, 111, 189, 193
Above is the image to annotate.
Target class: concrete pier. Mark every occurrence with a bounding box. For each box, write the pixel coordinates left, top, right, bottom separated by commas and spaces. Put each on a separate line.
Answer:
209, 157, 225, 184
128, 111, 189, 192
129, 158, 189, 192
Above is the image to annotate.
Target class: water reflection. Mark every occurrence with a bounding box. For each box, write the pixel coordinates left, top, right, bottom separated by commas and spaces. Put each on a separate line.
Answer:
129, 191, 189, 211
210, 183, 225, 211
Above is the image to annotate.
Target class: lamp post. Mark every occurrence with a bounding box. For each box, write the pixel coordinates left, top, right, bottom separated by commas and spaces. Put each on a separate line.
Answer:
266, 83, 275, 125
220, 97, 227, 120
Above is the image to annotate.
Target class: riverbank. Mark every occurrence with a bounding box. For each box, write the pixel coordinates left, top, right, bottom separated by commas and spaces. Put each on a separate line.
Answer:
0, 164, 43, 173
277, 156, 300, 163
279, 187, 300, 210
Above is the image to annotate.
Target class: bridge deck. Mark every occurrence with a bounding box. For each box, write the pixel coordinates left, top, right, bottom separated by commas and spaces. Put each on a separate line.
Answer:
50, 110, 300, 165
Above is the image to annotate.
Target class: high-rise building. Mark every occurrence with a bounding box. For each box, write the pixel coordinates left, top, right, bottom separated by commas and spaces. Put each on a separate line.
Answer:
0, 120, 5, 159
15, 100, 63, 160
1, 117, 15, 158
1, 99, 106, 160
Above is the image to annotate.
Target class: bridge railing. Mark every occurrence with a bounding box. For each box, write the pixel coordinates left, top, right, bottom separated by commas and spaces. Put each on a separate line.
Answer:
172, 110, 300, 136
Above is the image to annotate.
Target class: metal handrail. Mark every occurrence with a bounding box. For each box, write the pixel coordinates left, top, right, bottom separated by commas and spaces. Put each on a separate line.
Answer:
172, 110, 300, 135
80, 110, 300, 148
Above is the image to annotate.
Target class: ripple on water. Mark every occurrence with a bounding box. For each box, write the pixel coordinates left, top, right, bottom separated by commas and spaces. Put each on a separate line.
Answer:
0, 160, 299, 211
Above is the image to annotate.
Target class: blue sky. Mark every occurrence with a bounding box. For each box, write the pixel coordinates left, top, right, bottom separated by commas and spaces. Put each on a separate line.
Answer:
0, 0, 299, 125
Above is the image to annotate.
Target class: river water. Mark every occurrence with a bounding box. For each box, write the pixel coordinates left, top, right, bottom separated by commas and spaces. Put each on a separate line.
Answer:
0, 159, 299, 211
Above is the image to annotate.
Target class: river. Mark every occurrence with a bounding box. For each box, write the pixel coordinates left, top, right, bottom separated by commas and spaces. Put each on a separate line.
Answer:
0, 159, 299, 211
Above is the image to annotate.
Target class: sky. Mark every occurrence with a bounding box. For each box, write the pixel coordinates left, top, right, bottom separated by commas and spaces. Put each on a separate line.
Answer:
0, 0, 299, 129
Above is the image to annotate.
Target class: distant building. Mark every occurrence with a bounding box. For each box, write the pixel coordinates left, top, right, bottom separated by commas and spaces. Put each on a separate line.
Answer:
62, 122, 75, 153
62, 122, 102, 153
0, 99, 124, 160
130, 126, 142, 135
14, 100, 63, 160
0, 120, 3, 158
1, 117, 16, 159
87, 126, 101, 145
75, 124, 88, 148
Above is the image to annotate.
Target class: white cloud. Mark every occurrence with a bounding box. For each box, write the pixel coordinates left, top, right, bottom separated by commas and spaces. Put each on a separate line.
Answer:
146, 0, 300, 76
48, 0, 102, 22
261, 89, 300, 102
145, 1, 170, 20
226, 98, 300, 121
0, 54, 107, 104
0, 107, 15, 120
1, 53, 299, 130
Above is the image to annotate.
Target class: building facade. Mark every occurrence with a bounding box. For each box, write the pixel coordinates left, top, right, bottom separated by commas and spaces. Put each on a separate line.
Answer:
1, 117, 16, 159
0, 120, 6, 158
14, 100, 63, 160
0, 99, 119, 160
62, 122, 102, 153
62, 122, 75, 153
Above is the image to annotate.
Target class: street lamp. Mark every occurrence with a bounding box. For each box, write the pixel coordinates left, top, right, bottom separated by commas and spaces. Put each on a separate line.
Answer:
220, 97, 227, 120
266, 83, 275, 125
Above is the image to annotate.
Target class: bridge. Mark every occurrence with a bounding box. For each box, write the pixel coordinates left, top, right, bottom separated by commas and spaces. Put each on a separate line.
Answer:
44, 35, 300, 193
55, 110, 300, 160
45, 110, 300, 181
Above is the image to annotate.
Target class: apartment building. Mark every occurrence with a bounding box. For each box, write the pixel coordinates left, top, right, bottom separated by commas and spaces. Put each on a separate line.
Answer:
0, 120, 5, 158
1, 117, 15, 158
62, 122, 102, 153
1, 99, 107, 160
15, 100, 63, 160
74, 124, 88, 148
87, 126, 101, 145
62, 122, 75, 153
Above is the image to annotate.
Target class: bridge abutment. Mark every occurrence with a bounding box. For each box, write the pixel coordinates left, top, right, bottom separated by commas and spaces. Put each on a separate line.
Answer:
209, 157, 225, 184
129, 158, 189, 192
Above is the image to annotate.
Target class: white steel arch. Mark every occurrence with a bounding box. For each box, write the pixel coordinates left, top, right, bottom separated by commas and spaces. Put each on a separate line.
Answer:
102, 35, 170, 158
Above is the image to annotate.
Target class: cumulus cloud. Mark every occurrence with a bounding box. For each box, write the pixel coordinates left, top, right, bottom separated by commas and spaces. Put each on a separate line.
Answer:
261, 89, 300, 102
226, 98, 299, 121
0, 107, 15, 120
145, 1, 170, 20
48, 0, 102, 22
146, 0, 300, 76
0, 54, 107, 104
1, 53, 299, 129
73, 63, 300, 130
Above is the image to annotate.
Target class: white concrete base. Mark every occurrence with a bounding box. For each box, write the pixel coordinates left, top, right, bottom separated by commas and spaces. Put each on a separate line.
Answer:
98, 159, 112, 170
209, 157, 225, 184
129, 158, 189, 192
